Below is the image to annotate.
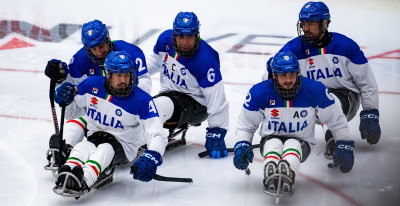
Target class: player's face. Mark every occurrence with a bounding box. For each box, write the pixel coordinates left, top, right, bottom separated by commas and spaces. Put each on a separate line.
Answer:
110, 73, 130, 91
301, 20, 322, 40
90, 41, 110, 59
276, 73, 297, 90
176, 35, 196, 52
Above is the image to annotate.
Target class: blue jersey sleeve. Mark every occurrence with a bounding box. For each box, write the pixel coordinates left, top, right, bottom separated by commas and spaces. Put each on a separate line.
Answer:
68, 48, 93, 78
153, 30, 174, 54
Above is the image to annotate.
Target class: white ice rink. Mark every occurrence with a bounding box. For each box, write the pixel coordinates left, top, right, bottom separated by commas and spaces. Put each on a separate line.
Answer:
0, 0, 400, 205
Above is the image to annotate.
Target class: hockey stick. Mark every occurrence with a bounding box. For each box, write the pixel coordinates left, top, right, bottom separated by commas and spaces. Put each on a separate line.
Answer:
198, 148, 234, 158
131, 166, 193, 183
58, 105, 66, 166
49, 80, 59, 134
241, 144, 260, 176
198, 143, 260, 158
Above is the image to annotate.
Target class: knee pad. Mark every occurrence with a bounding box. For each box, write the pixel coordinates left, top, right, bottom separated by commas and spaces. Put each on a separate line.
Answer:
154, 92, 208, 129
330, 89, 359, 121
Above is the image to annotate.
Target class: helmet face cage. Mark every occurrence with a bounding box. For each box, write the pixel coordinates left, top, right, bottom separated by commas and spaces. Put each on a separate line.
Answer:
172, 12, 200, 58
84, 36, 114, 68
297, 1, 331, 45
271, 52, 302, 100
81, 20, 113, 67
272, 72, 302, 101
104, 51, 136, 97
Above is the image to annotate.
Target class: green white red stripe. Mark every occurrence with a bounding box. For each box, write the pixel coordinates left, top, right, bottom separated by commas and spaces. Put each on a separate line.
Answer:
101, 70, 105, 76
173, 52, 179, 60
86, 160, 102, 176
285, 101, 292, 108
281, 148, 301, 161
105, 94, 112, 102
66, 157, 84, 167
66, 117, 87, 130
264, 151, 281, 161
318, 47, 327, 55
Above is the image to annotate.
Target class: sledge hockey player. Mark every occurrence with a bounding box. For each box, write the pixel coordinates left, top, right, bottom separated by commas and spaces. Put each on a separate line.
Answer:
53, 51, 167, 197
147, 12, 230, 158
262, 1, 380, 158
44, 19, 152, 172
234, 51, 355, 198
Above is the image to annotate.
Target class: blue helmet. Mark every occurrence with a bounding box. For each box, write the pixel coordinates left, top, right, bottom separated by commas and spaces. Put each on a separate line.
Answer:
173, 12, 200, 36
297, 2, 331, 45
299, 1, 330, 22
271, 51, 300, 74
104, 51, 136, 97
81, 20, 113, 66
81, 20, 109, 49
271, 51, 302, 100
172, 12, 200, 57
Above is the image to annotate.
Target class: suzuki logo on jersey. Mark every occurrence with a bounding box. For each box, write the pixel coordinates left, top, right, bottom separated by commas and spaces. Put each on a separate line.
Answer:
91, 97, 98, 105
306, 67, 343, 80
268, 120, 308, 133
162, 60, 188, 89
271, 109, 279, 118
308, 58, 314, 66
87, 108, 124, 129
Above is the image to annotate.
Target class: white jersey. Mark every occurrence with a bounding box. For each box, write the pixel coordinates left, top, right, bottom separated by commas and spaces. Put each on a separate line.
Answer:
147, 30, 229, 129
236, 77, 350, 145
66, 76, 167, 161
263, 32, 379, 110
62, 40, 152, 120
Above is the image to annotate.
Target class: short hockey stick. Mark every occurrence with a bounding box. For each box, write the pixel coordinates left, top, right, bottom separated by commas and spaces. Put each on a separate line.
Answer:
131, 166, 193, 183
49, 79, 59, 134
58, 105, 66, 166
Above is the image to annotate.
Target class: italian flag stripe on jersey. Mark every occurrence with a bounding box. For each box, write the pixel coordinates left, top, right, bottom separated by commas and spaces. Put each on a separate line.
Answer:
105, 94, 112, 102
101, 70, 105, 76
66, 117, 87, 130
282, 148, 301, 160
319, 47, 327, 55
285, 101, 292, 108
173, 52, 179, 60
86, 160, 102, 176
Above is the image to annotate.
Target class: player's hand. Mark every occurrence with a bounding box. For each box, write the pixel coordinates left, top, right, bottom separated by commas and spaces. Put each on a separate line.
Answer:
131, 150, 162, 182
233, 141, 254, 170
359, 109, 381, 144
54, 82, 77, 106
333, 140, 354, 173
45, 59, 68, 83
205, 127, 228, 159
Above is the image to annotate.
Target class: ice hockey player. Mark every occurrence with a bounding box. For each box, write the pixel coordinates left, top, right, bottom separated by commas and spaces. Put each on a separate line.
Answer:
234, 51, 355, 197
262, 1, 380, 158
146, 12, 230, 158
44, 19, 152, 171
52, 51, 167, 196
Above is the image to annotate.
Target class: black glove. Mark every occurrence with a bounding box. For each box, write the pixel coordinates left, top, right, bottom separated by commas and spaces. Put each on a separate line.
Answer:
45, 59, 68, 82
359, 109, 381, 144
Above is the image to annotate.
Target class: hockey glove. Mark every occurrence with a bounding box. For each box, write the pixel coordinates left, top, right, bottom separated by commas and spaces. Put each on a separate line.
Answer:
333, 140, 354, 173
131, 150, 162, 182
54, 82, 77, 106
205, 127, 228, 159
359, 109, 381, 144
233, 141, 254, 170
45, 59, 68, 82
